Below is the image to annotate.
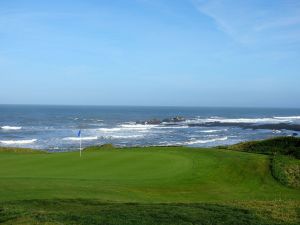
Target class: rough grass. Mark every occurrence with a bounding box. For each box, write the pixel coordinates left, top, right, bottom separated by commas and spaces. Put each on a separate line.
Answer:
226, 136, 300, 159
272, 154, 300, 188
0, 200, 299, 225
0, 147, 45, 154
85, 143, 115, 151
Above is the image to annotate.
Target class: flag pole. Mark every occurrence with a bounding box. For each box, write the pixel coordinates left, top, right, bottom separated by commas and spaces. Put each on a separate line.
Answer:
80, 133, 82, 157
78, 129, 82, 157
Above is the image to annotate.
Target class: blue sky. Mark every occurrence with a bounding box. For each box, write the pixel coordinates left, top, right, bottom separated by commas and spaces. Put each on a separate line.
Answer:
1, 0, 300, 107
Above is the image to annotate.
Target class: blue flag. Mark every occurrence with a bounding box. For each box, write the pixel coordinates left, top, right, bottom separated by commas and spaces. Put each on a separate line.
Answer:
77, 130, 81, 137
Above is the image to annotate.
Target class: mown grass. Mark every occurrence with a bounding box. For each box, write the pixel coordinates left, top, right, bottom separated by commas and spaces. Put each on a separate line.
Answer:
0, 144, 299, 224
0, 147, 298, 202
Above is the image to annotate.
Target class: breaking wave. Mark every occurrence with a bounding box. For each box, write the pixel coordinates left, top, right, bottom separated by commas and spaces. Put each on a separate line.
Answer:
0, 139, 37, 144
186, 137, 228, 145
154, 125, 189, 129
199, 129, 224, 133
102, 134, 144, 139
97, 128, 123, 132
273, 116, 300, 120
63, 136, 98, 141
98, 124, 154, 132
1, 126, 22, 130
120, 124, 157, 129
186, 116, 300, 124
158, 136, 229, 146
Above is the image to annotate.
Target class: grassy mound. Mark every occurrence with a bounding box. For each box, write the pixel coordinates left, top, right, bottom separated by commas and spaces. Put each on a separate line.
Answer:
0, 147, 45, 154
224, 137, 300, 188
227, 137, 300, 158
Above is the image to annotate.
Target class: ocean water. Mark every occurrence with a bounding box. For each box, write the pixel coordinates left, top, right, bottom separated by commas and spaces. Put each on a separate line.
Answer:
0, 105, 300, 152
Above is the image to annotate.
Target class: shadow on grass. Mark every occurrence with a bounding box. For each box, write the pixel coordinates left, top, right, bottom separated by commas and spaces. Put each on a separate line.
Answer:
1, 199, 299, 225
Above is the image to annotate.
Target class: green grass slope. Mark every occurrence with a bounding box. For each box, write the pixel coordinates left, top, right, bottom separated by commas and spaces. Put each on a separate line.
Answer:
0, 146, 299, 224
224, 137, 300, 188
0, 147, 298, 202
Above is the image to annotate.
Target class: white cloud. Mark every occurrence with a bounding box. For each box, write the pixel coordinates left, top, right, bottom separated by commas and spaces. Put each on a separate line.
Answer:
191, 0, 300, 45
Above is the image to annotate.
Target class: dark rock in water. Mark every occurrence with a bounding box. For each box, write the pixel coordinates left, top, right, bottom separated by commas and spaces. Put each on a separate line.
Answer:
162, 118, 171, 123
173, 116, 185, 122
162, 116, 185, 123
137, 116, 185, 125
292, 133, 298, 136
137, 119, 161, 125
146, 119, 161, 125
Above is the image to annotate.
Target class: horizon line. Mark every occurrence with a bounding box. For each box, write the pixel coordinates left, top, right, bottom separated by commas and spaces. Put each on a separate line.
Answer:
0, 103, 300, 110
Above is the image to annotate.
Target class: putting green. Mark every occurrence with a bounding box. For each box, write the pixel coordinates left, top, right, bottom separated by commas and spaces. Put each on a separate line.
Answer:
0, 147, 299, 202
0, 150, 190, 180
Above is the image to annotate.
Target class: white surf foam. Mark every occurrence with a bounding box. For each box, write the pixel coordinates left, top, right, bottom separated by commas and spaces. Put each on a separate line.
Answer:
1, 126, 22, 130
199, 129, 222, 133
273, 116, 300, 120
97, 124, 156, 133
63, 136, 98, 141
186, 117, 293, 124
97, 128, 123, 132
154, 125, 189, 129
120, 124, 157, 129
0, 139, 37, 145
103, 134, 144, 139
186, 137, 228, 145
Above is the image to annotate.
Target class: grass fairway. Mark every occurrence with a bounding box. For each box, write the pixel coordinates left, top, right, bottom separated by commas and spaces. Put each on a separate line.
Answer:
0, 146, 299, 224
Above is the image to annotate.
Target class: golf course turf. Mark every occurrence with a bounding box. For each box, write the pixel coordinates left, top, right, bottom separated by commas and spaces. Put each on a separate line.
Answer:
0, 144, 299, 224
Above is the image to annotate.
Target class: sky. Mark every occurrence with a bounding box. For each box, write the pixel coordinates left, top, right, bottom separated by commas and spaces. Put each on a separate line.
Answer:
0, 0, 300, 107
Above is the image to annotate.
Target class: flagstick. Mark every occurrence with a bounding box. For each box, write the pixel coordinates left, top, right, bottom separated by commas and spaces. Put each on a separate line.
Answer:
80, 135, 82, 157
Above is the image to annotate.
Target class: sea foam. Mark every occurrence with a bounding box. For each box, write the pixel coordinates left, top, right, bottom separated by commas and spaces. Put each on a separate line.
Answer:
186, 117, 294, 124
186, 137, 228, 145
273, 116, 300, 120
120, 124, 157, 129
199, 129, 222, 133
63, 136, 98, 141
0, 139, 37, 144
103, 134, 144, 139
1, 126, 22, 130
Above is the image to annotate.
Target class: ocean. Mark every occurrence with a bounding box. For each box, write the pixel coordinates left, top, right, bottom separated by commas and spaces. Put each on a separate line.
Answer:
0, 105, 300, 151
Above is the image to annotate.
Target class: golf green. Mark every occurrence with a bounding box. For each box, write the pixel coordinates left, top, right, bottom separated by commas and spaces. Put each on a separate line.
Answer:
0, 147, 298, 202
